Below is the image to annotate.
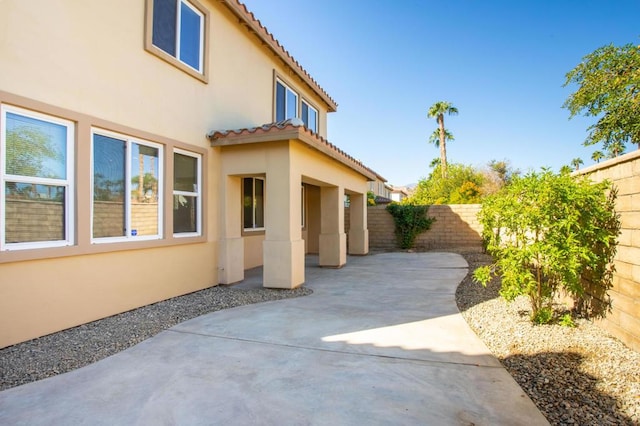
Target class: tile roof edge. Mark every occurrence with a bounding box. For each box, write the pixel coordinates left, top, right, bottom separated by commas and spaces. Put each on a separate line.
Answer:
207, 120, 381, 181
220, 0, 338, 112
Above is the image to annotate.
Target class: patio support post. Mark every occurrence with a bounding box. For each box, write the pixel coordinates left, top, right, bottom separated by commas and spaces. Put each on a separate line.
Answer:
219, 175, 244, 284
263, 152, 305, 288
348, 192, 368, 255
319, 185, 346, 267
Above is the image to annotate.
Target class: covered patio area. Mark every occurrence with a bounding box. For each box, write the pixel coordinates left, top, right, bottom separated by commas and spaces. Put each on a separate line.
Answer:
209, 119, 376, 289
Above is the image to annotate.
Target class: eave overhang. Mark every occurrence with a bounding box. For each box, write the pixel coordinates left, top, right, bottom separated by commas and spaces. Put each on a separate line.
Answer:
219, 0, 338, 112
208, 120, 378, 181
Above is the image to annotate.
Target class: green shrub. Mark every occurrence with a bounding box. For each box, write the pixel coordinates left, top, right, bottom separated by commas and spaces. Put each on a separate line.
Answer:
473, 170, 619, 322
559, 313, 576, 328
386, 203, 435, 249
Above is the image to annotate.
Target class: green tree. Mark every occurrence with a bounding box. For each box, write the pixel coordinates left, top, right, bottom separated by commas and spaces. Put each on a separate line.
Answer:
607, 140, 626, 158
481, 160, 519, 197
427, 101, 458, 178
559, 165, 573, 175
563, 42, 640, 153
591, 150, 604, 163
428, 128, 454, 148
367, 190, 376, 206
409, 162, 483, 205
571, 157, 584, 171
473, 170, 620, 323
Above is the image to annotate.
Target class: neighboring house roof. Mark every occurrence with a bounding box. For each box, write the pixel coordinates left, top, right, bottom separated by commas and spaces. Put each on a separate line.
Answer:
392, 186, 410, 196
208, 119, 378, 181
220, 0, 338, 112
375, 196, 392, 204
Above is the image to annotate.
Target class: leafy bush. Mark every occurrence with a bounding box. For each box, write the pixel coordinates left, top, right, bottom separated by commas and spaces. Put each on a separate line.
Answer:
409, 163, 484, 205
473, 170, 620, 322
386, 204, 435, 249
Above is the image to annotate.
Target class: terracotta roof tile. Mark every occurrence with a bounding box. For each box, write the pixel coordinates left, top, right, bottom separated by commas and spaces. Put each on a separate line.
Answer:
208, 119, 381, 181
220, 0, 338, 112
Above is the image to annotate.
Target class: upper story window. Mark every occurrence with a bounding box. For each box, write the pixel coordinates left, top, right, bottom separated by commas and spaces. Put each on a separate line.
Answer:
301, 100, 318, 133
275, 80, 298, 122
146, 0, 207, 81
1, 105, 75, 251
275, 78, 321, 133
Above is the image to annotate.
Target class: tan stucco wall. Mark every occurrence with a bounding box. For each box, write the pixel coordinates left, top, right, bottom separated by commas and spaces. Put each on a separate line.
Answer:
306, 185, 322, 253
0, 0, 334, 347
0, 243, 216, 347
0, 1, 329, 142
218, 139, 369, 274
244, 234, 265, 269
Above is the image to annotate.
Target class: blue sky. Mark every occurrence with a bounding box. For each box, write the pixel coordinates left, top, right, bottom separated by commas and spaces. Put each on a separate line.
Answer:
242, 0, 640, 186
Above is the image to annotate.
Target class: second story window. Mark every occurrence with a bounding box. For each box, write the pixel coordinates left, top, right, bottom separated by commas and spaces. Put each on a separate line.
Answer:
301, 100, 318, 133
150, 0, 205, 74
275, 80, 298, 122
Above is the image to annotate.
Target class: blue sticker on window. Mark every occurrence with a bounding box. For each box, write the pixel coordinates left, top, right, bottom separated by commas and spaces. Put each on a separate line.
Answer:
131, 230, 138, 236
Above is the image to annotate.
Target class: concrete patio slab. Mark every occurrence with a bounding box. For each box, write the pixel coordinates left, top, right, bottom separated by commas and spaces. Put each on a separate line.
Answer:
0, 252, 549, 425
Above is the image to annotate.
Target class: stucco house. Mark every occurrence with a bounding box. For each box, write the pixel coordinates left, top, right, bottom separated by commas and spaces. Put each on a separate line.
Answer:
0, 0, 378, 348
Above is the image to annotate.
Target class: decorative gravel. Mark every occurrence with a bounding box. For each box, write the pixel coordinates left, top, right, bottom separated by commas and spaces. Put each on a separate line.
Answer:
455, 251, 640, 426
0, 285, 312, 391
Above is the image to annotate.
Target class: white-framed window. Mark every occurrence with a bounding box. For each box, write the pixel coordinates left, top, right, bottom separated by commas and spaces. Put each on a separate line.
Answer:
91, 129, 163, 242
151, 0, 205, 73
243, 177, 264, 231
275, 80, 299, 122
1, 105, 75, 251
173, 149, 201, 236
301, 100, 318, 133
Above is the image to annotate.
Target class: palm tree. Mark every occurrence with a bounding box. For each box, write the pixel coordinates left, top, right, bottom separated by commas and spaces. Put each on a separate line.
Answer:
428, 128, 454, 147
427, 101, 458, 178
591, 151, 604, 163
571, 157, 583, 171
607, 140, 625, 158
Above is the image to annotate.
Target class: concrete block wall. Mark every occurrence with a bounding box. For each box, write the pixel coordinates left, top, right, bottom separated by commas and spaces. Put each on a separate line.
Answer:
363, 204, 483, 252
576, 150, 640, 352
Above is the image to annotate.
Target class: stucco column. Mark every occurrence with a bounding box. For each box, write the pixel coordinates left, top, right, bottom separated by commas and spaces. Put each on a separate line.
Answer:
348, 192, 369, 255
263, 152, 305, 288
219, 175, 244, 284
319, 186, 346, 267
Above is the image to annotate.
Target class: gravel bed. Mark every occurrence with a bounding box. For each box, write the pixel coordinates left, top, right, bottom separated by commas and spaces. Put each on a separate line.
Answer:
455, 251, 640, 426
0, 285, 311, 391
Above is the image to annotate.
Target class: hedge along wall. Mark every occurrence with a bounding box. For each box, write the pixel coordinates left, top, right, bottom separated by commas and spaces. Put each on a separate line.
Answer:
575, 150, 640, 352
362, 204, 483, 252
